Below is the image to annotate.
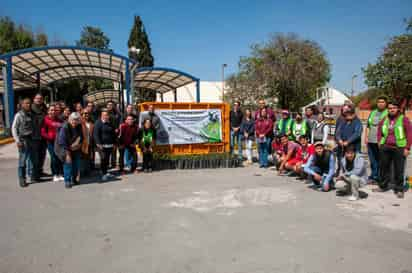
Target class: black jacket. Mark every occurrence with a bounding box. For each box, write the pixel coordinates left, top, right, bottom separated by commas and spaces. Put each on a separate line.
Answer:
31, 103, 46, 140
230, 110, 243, 129
94, 120, 117, 146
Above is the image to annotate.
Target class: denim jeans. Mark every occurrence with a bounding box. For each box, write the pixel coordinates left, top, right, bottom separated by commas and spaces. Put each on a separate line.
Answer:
230, 130, 243, 159
63, 152, 81, 186
367, 143, 380, 181
47, 142, 63, 176
257, 137, 270, 167
245, 139, 253, 162
18, 141, 32, 180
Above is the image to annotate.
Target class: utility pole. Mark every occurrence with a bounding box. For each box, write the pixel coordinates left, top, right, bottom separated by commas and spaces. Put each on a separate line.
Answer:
351, 74, 358, 97
221, 64, 227, 102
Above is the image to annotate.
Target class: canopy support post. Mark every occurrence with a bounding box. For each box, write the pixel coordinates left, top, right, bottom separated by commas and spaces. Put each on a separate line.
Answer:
3, 56, 14, 133
196, 79, 200, 103
36, 72, 41, 94
125, 59, 131, 105
174, 89, 177, 102
160, 93, 164, 102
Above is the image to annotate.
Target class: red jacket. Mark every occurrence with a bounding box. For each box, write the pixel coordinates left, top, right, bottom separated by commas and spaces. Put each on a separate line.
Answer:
119, 123, 139, 146
41, 116, 63, 142
255, 118, 274, 137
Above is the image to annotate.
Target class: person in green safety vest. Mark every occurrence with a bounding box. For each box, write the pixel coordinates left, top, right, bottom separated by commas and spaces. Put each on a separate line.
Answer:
276, 110, 294, 140
291, 112, 309, 141
138, 119, 157, 173
364, 96, 388, 184
373, 101, 412, 199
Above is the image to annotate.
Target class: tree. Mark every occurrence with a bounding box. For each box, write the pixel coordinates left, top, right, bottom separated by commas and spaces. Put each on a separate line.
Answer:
35, 28, 48, 46
226, 33, 331, 111
76, 26, 113, 91
363, 18, 412, 101
127, 15, 155, 102
76, 26, 110, 50
0, 17, 16, 54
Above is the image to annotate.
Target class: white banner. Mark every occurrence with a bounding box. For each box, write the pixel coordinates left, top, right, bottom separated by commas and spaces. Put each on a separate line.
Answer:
140, 109, 222, 145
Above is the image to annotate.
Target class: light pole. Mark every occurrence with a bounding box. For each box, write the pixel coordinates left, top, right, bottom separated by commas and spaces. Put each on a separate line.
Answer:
221, 63, 227, 102
351, 74, 358, 98
128, 47, 141, 104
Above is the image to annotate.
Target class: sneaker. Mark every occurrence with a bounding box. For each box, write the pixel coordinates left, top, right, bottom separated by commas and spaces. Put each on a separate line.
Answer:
58, 176, 64, 182
53, 176, 59, 182
65, 183, 72, 189
396, 191, 404, 199
106, 173, 115, 178
348, 195, 359, 201
148, 168, 153, 173
102, 174, 109, 182
19, 179, 27, 188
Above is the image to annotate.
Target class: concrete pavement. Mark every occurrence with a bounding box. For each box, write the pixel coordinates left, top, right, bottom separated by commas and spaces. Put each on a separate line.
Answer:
0, 143, 411, 273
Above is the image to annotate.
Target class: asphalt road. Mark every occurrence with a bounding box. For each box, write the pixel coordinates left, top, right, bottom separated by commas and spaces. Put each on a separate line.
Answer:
0, 144, 411, 273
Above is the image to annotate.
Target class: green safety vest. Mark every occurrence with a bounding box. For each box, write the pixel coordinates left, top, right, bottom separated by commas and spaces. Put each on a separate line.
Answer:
368, 109, 388, 127
277, 118, 293, 138
142, 130, 154, 145
380, 115, 407, 147
292, 120, 308, 139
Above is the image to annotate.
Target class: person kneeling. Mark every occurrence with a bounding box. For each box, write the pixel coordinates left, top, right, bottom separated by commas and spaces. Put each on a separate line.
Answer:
278, 134, 301, 176
118, 115, 139, 173
335, 145, 367, 201
303, 142, 335, 191
294, 136, 315, 179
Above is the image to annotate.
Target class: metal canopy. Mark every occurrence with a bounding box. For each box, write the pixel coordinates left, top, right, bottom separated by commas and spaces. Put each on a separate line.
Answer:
0, 46, 132, 93
134, 67, 199, 94
83, 89, 120, 106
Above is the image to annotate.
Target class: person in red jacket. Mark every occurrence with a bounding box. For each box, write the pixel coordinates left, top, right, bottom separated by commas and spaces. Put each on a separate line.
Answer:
41, 104, 63, 182
118, 115, 139, 173
255, 108, 273, 168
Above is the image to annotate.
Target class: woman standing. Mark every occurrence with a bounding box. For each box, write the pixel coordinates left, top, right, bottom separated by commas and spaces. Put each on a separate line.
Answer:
240, 109, 255, 165
57, 112, 83, 188
255, 108, 273, 168
81, 109, 95, 173
138, 119, 156, 173
41, 104, 64, 182
311, 113, 330, 145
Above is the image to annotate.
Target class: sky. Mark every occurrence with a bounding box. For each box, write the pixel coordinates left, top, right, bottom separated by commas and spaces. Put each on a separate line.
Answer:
1, 0, 411, 94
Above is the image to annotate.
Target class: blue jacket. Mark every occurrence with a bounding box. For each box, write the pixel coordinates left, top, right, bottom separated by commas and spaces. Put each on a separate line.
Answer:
340, 153, 368, 184
336, 117, 363, 152
240, 118, 255, 140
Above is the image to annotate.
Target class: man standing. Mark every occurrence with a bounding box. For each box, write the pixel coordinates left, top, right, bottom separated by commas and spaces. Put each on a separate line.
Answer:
364, 96, 388, 183
276, 110, 294, 140
304, 106, 317, 141
230, 101, 243, 159
374, 101, 411, 198
335, 108, 363, 176
141, 104, 160, 131
304, 142, 335, 191
335, 145, 368, 201
94, 110, 117, 181
12, 98, 33, 187
31, 93, 47, 181
255, 99, 275, 121
291, 112, 309, 141
118, 115, 139, 173
106, 101, 121, 169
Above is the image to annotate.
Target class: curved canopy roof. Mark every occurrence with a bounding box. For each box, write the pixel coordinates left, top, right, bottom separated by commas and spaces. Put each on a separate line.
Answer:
83, 89, 120, 105
0, 46, 132, 92
134, 67, 199, 94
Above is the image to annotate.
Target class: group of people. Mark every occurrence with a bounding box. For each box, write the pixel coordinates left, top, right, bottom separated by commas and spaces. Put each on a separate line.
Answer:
230, 97, 411, 200
12, 94, 159, 189
11, 94, 412, 198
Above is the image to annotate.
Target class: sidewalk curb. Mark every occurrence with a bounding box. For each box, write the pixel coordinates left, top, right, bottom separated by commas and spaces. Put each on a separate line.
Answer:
0, 137, 14, 145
